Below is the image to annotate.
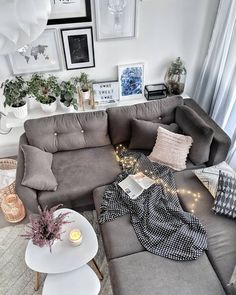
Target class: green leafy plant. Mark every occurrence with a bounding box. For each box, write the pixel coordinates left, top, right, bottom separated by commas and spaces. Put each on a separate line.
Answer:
76, 72, 91, 92
1, 76, 27, 108
60, 80, 78, 110
27, 74, 61, 104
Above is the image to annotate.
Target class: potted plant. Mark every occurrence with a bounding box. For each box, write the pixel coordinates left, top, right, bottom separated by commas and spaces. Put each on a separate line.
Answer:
1, 76, 28, 119
21, 205, 70, 252
59, 80, 78, 112
77, 72, 91, 101
28, 74, 60, 113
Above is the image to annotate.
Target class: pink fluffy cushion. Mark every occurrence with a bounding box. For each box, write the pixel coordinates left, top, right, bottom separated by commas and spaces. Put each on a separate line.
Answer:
149, 127, 193, 171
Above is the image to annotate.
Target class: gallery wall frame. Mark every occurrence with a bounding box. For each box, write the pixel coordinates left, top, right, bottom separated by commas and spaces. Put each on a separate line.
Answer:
118, 63, 144, 100
95, 0, 138, 41
93, 81, 119, 105
9, 29, 62, 75
48, 0, 92, 25
61, 27, 95, 70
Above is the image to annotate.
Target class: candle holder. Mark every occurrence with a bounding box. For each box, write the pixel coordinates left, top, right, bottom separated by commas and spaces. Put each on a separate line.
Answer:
69, 228, 83, 246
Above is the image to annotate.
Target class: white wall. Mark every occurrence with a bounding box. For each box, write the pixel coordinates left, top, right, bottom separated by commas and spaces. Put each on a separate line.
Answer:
0, 0, 219, 157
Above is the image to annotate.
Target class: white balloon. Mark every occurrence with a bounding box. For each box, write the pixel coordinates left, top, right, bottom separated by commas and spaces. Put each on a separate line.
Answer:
0, 0, 51, 55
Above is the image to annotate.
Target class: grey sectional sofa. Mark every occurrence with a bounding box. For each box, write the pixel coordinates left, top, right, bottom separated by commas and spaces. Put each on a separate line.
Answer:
15, 96, 235, 295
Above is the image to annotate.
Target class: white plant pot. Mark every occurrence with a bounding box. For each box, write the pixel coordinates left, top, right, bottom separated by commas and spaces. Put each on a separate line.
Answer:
26, 95, 40, 110
11, 103, 28, 119
82, 90, 90, 101
59, 101, 75, 113
40, 100, 57, 113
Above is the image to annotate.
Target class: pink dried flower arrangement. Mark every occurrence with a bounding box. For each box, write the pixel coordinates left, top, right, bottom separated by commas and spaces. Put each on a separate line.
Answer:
21, 205, 70, 252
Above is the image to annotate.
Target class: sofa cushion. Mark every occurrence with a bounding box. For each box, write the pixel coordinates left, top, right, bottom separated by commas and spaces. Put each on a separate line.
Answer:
212, 171, 236, 219
37, 145, 121, 210
109, 251, 225, 295
129, 119, 179, 150
24, 111, 110, 153
149, 127, 193, 171
21, 144, 58, 191
174, 170, 236, 291
93, 186, 145, 260
175, 105, 214, 165
107, 96, 183, 145
193, 161, 235, 198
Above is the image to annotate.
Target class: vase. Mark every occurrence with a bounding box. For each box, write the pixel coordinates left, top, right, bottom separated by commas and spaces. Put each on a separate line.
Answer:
40, 99, 57, 113
82, 90, 90, 101
164, 57, 186, 95
59, 101, 75, 113
11, 102, 28, 119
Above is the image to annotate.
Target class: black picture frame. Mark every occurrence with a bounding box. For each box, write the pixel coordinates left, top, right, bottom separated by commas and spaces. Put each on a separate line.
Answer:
61, 27, 95, 70
48, 0, 92, 25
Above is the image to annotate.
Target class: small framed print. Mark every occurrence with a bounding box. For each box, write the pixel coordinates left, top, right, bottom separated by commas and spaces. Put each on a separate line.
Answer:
9, 29, 62, 75
118, 63, 144, 100
48, 0, 92, 25
93, 81, 119, 105
61, 27, 95, 70
95, 0, 137, 40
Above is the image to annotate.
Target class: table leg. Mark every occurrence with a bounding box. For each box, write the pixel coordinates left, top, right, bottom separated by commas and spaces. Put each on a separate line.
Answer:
91, 259, 104, 281
34, 271, 40, 291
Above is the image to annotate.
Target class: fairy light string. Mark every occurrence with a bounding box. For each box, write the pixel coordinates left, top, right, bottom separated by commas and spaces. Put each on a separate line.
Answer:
115, 144, 200, 213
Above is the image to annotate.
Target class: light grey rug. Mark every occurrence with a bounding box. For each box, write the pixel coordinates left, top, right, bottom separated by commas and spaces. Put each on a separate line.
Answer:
0, 210, 112, 295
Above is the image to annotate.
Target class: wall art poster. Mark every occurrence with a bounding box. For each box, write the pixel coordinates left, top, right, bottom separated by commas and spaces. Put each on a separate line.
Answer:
61, 27, 95, 70
9, 29, 62, 75
48, 0, 91, 24
118, 63, 144, 99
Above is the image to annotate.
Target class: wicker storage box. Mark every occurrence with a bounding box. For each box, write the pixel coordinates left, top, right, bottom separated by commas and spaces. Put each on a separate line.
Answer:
0, 158, 17, 204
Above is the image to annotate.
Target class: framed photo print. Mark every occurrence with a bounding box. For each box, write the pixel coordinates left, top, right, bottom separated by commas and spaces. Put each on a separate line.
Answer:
95, 0, 137, 40
48, 0, 91, 25
93, 81, 119, 105
118, 63, 144, 100
9, 29, 62, 75
61, 27, 95, 70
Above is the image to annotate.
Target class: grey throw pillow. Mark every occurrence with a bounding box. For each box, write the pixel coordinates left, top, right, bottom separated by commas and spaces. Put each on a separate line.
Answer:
21, 144, 58, 191
129, 119, 179, 150
212, 171, 236, 219
175, 105, 214, 165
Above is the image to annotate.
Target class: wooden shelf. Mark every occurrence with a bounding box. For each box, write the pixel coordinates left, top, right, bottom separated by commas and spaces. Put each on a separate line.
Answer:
4, 97, 147, 129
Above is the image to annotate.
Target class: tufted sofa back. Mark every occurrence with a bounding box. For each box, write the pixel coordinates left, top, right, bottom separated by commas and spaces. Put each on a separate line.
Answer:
24, 111, 111, 153
107, 96, 184, 145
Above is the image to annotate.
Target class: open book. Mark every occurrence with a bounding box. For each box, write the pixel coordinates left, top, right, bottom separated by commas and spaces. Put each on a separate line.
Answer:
118, 172, 155, 199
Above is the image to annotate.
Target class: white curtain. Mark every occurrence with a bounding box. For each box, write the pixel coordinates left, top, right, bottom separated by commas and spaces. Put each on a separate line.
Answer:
194, 0, 236, 170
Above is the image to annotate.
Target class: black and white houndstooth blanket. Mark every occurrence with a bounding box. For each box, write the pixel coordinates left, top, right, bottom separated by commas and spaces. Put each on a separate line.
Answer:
99, 151, 207, 261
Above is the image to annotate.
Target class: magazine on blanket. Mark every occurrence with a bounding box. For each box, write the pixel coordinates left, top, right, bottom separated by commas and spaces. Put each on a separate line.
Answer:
118, 172, 155, 199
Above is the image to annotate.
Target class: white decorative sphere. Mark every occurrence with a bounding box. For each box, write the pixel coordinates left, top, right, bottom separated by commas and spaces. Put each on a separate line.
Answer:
0, 0, 51, 55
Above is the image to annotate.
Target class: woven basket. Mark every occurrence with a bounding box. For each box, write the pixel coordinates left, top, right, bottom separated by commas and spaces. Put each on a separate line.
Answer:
0, 158, 17, 205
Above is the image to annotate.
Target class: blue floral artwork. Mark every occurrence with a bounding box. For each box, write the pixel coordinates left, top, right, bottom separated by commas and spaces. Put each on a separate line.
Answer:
120, 65, 143, 97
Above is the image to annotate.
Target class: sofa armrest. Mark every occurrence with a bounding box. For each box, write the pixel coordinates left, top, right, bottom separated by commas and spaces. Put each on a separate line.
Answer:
15, 134, 39, 213
184, 99, 231, 166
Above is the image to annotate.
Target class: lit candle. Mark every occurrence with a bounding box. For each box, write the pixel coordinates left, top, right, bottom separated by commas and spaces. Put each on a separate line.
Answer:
69, 229, 83, 246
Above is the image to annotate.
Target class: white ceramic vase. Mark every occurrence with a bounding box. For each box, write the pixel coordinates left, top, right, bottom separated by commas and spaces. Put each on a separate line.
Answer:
40, 100, 57, 113
11, 102, 28, 119
59, 101, 74, 113
82, 90, 90, 101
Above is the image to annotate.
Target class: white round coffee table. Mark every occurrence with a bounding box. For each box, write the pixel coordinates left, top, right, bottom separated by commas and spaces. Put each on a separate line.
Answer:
25, 208, 101, 294
42, 265, 100, 295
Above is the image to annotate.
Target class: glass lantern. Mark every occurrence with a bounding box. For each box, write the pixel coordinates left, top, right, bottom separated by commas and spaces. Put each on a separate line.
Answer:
164, 57, 187, 95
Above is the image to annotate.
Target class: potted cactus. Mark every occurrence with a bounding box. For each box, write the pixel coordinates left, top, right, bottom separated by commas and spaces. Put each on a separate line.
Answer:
27, 74, 60, 113
59, 80, 78, 112
1, 76, 28, 119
